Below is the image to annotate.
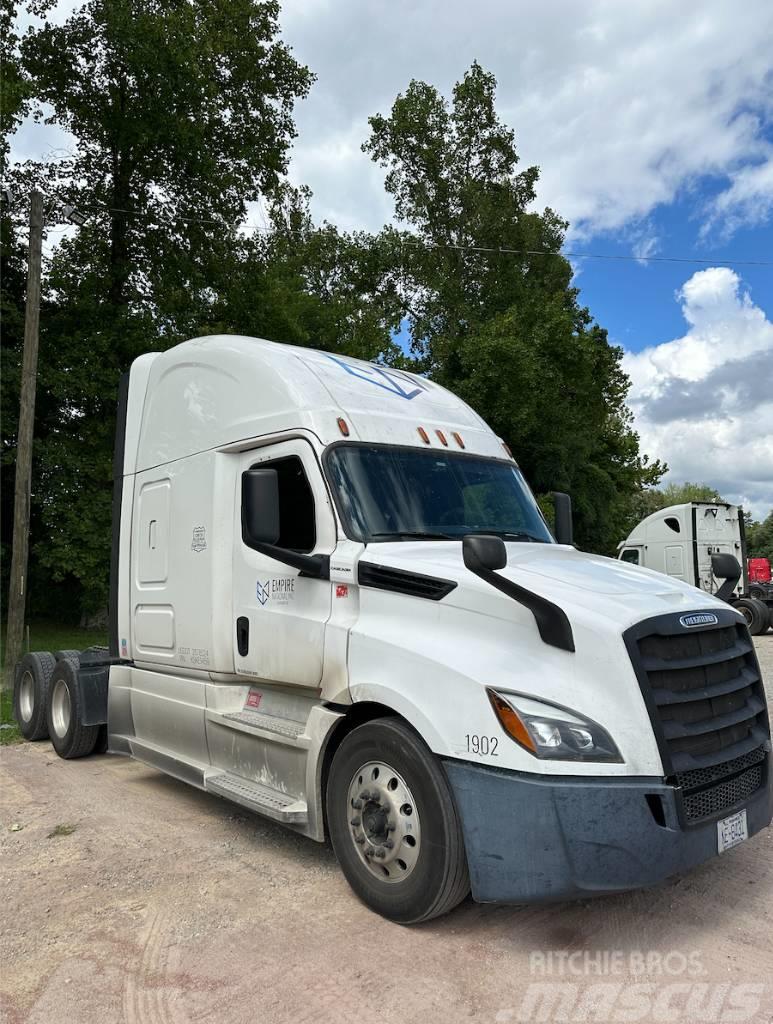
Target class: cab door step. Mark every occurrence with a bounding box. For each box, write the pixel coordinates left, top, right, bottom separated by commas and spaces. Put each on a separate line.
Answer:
205, 771, 308, 824
206, 708, 310, 748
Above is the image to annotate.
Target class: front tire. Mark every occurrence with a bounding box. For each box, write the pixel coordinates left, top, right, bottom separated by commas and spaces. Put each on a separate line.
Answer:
46, 658, 99, 759
326, 718, 470, 924
13, 652, 56, 740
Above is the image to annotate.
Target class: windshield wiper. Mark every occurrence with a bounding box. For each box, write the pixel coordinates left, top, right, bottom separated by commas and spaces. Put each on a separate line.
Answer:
476, 530, 548, 543
368, 530, 457, 542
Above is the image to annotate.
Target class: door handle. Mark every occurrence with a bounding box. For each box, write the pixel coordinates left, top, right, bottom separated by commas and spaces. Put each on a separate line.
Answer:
236, 616, 249, 657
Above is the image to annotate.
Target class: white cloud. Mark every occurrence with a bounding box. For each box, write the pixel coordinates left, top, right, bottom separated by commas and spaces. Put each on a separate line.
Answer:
623, 268, 773, 518
277, 0, 773, 240
701, 154, 773, 240
11, 0, 773, 246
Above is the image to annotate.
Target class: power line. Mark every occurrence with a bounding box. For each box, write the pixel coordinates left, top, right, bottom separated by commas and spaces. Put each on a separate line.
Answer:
25, 195, 773, 267
401, 239, 773, 268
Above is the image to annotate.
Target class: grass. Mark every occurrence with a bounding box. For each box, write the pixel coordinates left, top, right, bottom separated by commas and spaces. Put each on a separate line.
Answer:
0, 619, 108, 745
47, 823, 78, 838
1, 689, 20, 745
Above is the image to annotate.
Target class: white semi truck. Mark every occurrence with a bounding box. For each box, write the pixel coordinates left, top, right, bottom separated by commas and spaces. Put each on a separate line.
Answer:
618, 502, 772, 636
14, 336, 773, 923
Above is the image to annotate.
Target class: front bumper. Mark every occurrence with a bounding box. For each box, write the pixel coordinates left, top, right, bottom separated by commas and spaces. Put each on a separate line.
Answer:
443, 758, 773, 904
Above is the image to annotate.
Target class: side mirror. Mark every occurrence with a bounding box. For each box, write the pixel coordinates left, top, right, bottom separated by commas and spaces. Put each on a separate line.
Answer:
242, 468, 280, 547
552, 492, 573, 546
463, 534, 507, 572
711, 553, 741, 603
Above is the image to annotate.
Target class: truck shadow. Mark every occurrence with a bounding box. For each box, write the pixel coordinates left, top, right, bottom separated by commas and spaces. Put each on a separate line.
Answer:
139, 767, 770, 951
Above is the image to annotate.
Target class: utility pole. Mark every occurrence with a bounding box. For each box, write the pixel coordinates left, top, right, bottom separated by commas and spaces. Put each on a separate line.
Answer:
4, 190, 44, 686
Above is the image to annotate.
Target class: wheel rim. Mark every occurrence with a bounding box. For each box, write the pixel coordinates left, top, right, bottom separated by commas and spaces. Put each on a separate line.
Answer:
50, 678, 71, 738
740, 606, 753, 627
346, 761, 422, 883
18, 671, 34, 722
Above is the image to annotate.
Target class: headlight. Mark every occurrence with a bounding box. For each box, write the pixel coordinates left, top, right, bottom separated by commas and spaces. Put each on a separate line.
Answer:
487, 689, 623, 763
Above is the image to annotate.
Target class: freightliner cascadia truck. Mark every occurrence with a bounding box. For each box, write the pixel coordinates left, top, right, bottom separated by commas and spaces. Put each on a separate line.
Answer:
14, 336, 773, 923
618, 502, 772, 635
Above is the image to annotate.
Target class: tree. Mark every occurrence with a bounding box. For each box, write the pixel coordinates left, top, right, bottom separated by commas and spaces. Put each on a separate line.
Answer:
365, 64, 664, 552
205, 187, 404, 364
746, 511, 773, 563
6, 0, 312, 614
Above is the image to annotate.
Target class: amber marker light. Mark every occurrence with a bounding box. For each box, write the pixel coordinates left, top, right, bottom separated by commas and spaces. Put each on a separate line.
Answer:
418, 426, 431, 444
436, 429, 448, 446
452, 432, 465, 449
337, 417, 350, 437
487, 689, 537, 754
502, 442, 513, 458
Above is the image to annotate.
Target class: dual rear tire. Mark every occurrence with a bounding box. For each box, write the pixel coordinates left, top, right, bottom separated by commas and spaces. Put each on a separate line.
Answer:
13, 651, 100, 758
13, 652, 57, 741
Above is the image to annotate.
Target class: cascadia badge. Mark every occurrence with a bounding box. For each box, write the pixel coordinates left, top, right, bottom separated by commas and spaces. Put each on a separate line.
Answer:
680, 612, 719, 628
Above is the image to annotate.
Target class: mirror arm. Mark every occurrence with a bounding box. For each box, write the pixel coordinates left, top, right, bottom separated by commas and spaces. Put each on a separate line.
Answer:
251, 542, 330, 580
464, 544, 575, 653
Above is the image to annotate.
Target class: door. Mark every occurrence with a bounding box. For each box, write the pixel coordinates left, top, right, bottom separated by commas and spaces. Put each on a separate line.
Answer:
232, 439, 335, 688
665, 544, 685, 579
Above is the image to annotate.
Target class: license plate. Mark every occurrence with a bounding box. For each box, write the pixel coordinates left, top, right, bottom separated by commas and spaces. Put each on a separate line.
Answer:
717, 809, 748, 853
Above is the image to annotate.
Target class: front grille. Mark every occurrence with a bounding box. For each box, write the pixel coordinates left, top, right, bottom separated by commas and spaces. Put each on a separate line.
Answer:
625, 610, 771, 825
682, 765, 763, 823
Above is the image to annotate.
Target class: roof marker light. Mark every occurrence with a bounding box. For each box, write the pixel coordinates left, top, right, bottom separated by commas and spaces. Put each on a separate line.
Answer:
436, 430, 448, 446
502, 442, 513, 458
418, 427, 431, 444
452, 432, 465, 449
337, 417, 350, 437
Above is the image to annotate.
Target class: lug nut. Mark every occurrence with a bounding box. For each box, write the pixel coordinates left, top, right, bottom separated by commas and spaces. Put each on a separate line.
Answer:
375, 848, 386, 860
352, 799, 363, 810
354, 835, 365, 844
383, 839, 394, 849
386, 821, 396, 832
350, 817, 361, 827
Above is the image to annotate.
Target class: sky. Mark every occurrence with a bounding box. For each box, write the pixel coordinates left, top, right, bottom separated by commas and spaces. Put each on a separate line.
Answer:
9, 0, 773, 517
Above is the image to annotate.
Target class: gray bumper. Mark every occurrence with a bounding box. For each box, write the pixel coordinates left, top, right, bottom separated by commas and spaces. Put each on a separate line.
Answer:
443, 758, 773, 904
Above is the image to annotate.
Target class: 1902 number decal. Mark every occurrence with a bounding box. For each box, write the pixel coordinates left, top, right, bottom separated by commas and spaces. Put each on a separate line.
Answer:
465, 734, 499, 756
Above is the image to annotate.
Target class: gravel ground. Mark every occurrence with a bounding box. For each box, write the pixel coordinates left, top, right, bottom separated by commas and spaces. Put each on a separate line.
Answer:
1, 635, 772, 1024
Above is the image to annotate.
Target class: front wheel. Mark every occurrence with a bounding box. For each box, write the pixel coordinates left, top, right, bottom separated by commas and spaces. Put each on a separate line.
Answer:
326, 718, 470, 924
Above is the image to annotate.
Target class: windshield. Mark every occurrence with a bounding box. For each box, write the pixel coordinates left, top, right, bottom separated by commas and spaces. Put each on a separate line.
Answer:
325, 444, 553, 544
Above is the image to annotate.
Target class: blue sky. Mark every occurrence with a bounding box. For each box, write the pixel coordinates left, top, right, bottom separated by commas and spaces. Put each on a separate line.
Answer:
576, 201, 773, 356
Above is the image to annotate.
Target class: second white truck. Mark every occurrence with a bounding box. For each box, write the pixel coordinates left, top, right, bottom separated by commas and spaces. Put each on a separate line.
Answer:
14, 335, 773, 922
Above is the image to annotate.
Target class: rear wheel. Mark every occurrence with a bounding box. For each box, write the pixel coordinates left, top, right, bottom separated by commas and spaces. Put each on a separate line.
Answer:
46, 658, 99, 759
13, 652, 56, 740
326, 718, 469, 924
54, 649, 81, 663
734, 597, 768, 635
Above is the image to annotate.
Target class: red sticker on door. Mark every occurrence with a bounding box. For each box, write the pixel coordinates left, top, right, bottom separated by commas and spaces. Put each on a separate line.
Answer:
245, 689, 262, 709
336, 584, 349, 598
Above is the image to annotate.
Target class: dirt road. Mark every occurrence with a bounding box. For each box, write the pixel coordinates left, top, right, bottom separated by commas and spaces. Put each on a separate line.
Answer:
2, 636, 772, 1024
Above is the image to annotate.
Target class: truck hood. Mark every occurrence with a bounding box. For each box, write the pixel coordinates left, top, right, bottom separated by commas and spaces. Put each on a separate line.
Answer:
362, 540, 729, 633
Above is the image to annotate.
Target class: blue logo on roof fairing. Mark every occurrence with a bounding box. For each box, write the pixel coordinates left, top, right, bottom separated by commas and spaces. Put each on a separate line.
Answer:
325, 354, 428, 401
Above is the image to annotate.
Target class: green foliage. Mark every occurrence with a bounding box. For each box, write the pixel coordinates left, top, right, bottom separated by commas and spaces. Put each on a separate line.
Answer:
365, 64, 665, 553
0, 0, 30, 170
4, 0, 313, 613
746, 511, 773, 563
